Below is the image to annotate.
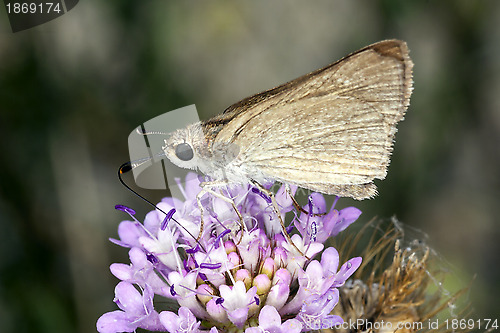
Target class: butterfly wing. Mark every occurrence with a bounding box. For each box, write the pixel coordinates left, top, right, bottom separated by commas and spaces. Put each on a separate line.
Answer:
212, 40, 413, 199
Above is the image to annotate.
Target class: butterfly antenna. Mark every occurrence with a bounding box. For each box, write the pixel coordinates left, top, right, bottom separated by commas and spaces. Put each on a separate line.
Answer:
118, 161, 206, 251
136, 127, 170, 136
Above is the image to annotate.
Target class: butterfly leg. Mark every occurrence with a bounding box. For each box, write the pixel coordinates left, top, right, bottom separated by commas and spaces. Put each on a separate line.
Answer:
284, 184, 327, 217
252, 182, 308, 259
197, 181, 246, 241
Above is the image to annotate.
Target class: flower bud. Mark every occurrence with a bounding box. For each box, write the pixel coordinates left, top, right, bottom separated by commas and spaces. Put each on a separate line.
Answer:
235, 269, 252, 289
252, 273, 271, 295
260, 257, 276, 279
224, 240, 237, 253
196, 284, 213, 305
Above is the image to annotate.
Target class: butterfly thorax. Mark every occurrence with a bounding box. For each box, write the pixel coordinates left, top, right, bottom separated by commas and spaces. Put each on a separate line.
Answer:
164, 122, 264, 184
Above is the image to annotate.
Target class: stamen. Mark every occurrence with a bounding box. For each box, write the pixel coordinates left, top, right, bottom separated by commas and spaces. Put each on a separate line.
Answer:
170, 284, 177, 296
174, 177, 188, 200
183, 259, 191, 272
185, 244, 200, 254
198, 272, 208, 281
108, 238, 129, 247
214, 229, 231, 248
179, 284, 214, 298
215, 297, 224, 305
251, 187, 272, 204
331, 195, 339, 210
160, 208, 176, 230
310, 222, 317, 242
206, 206, 218, 220
200, 263, 222, 270
308, 196, 314, 217
115, 204, 136, 215
254, 296, 260, 306
170, 235, 183, 276
146, 253, 158, 265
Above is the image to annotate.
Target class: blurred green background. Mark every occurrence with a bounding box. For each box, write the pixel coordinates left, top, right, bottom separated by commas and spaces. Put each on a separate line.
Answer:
1, 1, 499, 332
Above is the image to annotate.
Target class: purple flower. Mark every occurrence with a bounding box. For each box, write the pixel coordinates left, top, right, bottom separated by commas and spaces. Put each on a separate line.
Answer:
159, 307, 201, 333
109, 220, 148, 248
245, 305, 302, 333
321, 247, 362, 287
219, 281, 257, 328
109, 247, 169, 297
323, 206, 362, 239
98, 173, 363, 332
297, 289, 344, 330
96, 282, 163, 332
296, 193, 361, 243
280, 248, 361, 319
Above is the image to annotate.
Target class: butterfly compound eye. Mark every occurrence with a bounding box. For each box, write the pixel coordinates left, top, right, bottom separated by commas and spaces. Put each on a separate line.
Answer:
175, 143, 194, 161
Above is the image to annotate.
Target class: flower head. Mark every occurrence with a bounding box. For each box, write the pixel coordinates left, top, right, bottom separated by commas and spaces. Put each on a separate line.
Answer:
98, 173, 362, 332
96, 282, 163, 332
325, 219, 471, 333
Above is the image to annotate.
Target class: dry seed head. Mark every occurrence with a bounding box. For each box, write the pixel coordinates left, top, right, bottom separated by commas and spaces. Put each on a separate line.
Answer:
325, 219, 470, 333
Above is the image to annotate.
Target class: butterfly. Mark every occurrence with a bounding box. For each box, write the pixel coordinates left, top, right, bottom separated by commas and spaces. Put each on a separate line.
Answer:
163, 39, 413, 200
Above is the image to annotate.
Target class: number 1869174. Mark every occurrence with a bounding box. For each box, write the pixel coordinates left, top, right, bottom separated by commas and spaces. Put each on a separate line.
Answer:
6, 2, 62, 14
444, 319, 498, 330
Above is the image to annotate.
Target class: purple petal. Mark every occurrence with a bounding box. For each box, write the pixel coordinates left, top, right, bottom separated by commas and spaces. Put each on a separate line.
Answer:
206, 298, 227, 323
308, 192, 326, 214
159, 307, 200, 333
100, 282, 163, 332
320, 315, 344, 329
97, 310, 135, 333
258, 305, 282, 328
129, 247, 148, 267
330, 207, 361, 237
158, 197, 186, 219
114, 282, 144, 313
299, 289, 340, 329
273, 268, 292, 286
333, 257, 362, 286
159, 311, 181, 332
303, 261, 323, 284
183, 172, 203, 199
110, 263, 133, 281
116, 221, 146, 248
320, 247, 340, 276
266, 280, 290, 309
245, 328, 261, 333
227, 307, 249, 328
281, 319, 303, 333
275, 184, 296, 212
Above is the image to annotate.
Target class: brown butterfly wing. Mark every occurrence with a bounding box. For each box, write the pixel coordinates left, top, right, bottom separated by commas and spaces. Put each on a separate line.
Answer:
212, 40, 413, 199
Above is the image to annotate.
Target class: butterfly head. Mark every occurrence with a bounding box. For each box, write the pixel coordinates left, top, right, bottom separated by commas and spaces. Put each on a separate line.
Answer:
163, 123, 208, 172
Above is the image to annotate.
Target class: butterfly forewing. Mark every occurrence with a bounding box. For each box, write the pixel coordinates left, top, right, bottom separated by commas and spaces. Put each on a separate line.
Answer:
212, 40, 413, 199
